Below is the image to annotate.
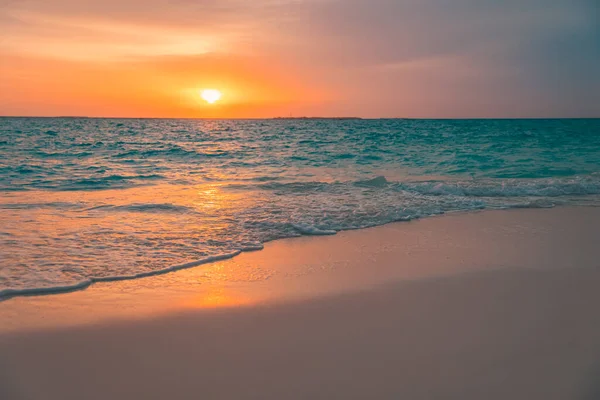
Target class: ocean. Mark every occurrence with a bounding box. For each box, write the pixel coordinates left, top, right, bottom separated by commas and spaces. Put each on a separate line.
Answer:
1, 117, 599, 298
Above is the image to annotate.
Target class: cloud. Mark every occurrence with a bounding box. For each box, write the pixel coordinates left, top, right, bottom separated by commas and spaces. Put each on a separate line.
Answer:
275, 0, 600, 116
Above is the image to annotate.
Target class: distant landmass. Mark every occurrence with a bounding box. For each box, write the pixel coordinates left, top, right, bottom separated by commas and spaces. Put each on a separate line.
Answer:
273, 116, 363, 120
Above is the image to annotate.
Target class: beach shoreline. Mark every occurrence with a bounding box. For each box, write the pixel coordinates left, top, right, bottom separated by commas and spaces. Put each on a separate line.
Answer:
1, 206, 599, 332
2, 206, 600, 399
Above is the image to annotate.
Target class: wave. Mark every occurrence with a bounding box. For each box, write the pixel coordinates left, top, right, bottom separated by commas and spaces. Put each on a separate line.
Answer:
0, 165, 48, 175
0, 251, 244, 300
86, 203, 196, 214
397, 175, 600, 197
354, 175, 388, 187
292, 223, 337, 235
113, 147, 230, 160
42, 174, 165, 191
229, 174, 600, 198
0, 202, 85, 210
32, 150, 93, 158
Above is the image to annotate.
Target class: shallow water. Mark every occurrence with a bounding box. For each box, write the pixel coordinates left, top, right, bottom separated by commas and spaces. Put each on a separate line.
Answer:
1, 118, 599, 296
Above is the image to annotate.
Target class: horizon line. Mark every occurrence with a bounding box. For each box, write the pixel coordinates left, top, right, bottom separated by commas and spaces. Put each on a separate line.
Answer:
1, 115, 599, 120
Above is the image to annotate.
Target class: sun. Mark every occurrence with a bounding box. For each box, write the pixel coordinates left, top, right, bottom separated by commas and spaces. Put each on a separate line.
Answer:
200, 89, 222, 104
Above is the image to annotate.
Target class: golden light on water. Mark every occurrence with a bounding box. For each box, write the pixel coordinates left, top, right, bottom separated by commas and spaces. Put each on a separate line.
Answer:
200, 89, 222, 104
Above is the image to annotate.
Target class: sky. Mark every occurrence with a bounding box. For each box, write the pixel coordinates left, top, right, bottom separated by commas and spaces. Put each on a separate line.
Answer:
0, 0, 598, 118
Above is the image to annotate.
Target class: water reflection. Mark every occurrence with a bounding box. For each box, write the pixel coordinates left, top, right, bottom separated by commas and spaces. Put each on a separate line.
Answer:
0, 183, 258, 293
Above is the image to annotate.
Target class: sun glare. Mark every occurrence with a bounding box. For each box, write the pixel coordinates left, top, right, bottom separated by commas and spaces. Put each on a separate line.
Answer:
201, 89, 222, 104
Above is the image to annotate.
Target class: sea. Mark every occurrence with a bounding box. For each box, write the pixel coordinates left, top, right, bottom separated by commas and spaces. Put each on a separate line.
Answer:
1, 118, 599, 298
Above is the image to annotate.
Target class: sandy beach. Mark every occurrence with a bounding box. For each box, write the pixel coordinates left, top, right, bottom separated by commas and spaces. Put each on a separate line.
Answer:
1, 207, 600, 399
3, 0, 599, 397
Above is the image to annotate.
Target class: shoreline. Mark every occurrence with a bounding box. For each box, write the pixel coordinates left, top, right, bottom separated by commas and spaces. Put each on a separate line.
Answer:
0, 251, 246, 301
1, 205, 599, 333
1, 204, 593, 302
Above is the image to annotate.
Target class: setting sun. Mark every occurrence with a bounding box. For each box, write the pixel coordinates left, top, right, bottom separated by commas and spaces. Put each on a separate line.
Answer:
201, 89, 222, 104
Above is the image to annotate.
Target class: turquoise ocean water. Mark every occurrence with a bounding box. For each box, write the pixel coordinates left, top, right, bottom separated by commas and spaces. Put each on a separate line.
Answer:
1, 118, 599, 297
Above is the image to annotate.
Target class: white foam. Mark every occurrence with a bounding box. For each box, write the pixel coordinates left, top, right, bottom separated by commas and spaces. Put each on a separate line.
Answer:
398, 176, 600, 197
240, 244, 265, 251
292, 223, 337, 236
0, 251, 242, 300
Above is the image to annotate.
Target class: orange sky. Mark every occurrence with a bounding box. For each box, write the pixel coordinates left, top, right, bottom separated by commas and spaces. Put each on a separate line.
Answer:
0, 0, 598, 118
0, 52, 330, 118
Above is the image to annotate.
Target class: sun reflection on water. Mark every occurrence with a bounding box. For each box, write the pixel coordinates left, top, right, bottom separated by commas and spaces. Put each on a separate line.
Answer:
0, 182, 260, 291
